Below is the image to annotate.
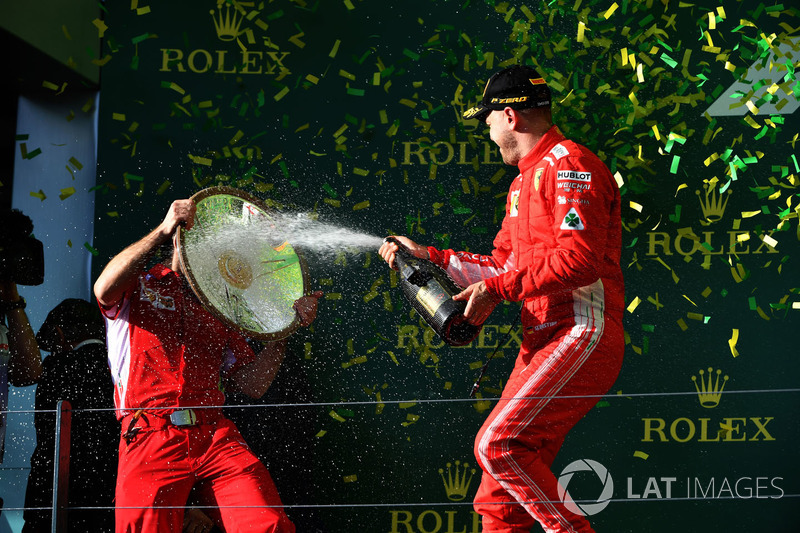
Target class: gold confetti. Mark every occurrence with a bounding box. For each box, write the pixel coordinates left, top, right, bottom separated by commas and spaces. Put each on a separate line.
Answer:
401, 414, 420, 426
329, 39, 341, 58
274, 87, 289, 101
728, 329, 740, 357
603, 3, 619, 19
92, 18, 108, 38
328, 411, 347, 423
59, 187, 76, 200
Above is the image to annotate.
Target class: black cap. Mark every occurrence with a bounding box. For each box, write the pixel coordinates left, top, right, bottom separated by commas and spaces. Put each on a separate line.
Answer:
462, 65, 551, 122
36, 298, 105, 352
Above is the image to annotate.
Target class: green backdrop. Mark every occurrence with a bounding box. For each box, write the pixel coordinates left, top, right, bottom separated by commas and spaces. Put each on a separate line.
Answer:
90, 1, 799, 531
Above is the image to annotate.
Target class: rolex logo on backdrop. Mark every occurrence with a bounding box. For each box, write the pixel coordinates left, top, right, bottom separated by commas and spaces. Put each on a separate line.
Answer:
692, 367, 729, 409
630, 365, 784, 502
645, 178, 778, 266
439, 461, 476, 501
640, 367, 776, 444
159, 0, 291, 77
210, 2, 245, 41
387, 460, 481, 533
398, 93, 504, 167
695, 181, 731, 224
400, 138, 503, 167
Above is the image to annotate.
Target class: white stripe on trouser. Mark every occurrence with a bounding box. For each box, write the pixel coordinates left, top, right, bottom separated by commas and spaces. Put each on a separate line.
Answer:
477, 292, 604, 532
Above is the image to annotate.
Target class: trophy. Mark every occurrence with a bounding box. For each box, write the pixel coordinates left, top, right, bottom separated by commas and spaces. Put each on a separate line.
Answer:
177, 186, 308, 340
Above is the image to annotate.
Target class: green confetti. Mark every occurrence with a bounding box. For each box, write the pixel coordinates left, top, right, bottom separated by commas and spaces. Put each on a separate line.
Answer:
670, 155, 680, 174
131, 33, 150, 44
83, 242, 99, 256
660, 53, 678, 68
402, 48, 420, 60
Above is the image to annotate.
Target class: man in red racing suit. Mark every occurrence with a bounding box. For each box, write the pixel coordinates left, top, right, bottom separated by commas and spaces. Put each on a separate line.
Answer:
95, 198, 321, 533
380, 65, 624, 533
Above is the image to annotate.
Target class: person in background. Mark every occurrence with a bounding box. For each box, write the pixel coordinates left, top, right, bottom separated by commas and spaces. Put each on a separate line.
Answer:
23, 298, 119, 533
0, 208, 45, 517
94, 198, 322, 533
0, 280, 42, 464
379, 65, 624, 533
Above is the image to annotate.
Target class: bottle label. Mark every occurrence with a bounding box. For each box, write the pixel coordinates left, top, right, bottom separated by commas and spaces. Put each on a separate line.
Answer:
415, 280, 448, 317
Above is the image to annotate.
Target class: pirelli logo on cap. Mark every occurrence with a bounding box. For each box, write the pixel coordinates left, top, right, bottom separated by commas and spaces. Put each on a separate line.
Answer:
557, 170, 592, 182
530, 78, 546, 85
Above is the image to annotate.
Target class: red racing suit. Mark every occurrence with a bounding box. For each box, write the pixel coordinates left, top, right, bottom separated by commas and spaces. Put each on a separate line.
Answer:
101, 264, 294, 533
427, 126, 624, 533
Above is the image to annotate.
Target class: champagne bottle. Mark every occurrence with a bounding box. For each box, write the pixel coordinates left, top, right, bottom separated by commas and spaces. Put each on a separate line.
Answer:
386, 238, 480, 346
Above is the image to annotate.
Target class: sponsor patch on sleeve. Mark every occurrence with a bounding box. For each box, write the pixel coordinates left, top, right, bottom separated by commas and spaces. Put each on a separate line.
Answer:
534, 168, 544, 191
557, 181, 591, 193
550, 144, 570, 159
557, 195, 590, 206
560, 207, 585, 230
556, 170, 592, 182
509, 190, 521, 217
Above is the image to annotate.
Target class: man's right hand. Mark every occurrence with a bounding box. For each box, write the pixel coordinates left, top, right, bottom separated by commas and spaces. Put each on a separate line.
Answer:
95, 198, 197, 308
378, 236, 428, 270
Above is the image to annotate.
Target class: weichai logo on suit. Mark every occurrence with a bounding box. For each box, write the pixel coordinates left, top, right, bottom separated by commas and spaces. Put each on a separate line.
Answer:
158, 1, 291, 77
